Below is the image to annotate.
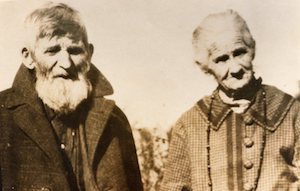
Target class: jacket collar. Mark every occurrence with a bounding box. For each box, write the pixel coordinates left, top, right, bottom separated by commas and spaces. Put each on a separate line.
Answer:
4, 63, 115, 166
5, 63, 114, 110
197, 85, 295, 132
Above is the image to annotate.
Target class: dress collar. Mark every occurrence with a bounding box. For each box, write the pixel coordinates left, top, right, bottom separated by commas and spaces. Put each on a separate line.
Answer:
197, 85, 295, 132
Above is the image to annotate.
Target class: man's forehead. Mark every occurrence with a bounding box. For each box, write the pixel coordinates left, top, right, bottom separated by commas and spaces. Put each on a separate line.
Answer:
36, 34, 84, 48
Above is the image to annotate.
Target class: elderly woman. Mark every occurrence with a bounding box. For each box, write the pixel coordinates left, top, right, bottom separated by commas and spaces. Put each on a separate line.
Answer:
161, 10, 300, 191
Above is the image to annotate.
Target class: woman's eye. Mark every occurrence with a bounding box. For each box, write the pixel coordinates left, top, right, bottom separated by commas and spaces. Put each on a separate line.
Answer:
233, 48, 247, 57
215, 55, 229, 63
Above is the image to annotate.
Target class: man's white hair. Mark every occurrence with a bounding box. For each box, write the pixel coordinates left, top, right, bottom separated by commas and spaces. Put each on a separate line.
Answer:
23, 2, 89, 53
192, 9, 256, 72
36, 72, 92, 115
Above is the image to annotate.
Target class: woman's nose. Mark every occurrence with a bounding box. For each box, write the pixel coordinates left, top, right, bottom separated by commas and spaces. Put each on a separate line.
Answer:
228, 60, 244, 79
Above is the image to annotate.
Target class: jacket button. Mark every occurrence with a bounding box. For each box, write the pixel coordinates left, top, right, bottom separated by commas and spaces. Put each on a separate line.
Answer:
60, 143, 66, 150
244, 182, 253, 191
41, 187, 50, 191
244, 137, 254, 148
244, 160, 254, 169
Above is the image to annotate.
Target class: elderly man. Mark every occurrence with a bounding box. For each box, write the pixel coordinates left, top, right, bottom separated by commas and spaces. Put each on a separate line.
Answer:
0, 3, 143, 191
161, 10, 300, 191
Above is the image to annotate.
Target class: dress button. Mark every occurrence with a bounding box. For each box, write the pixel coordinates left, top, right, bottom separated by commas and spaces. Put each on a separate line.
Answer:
244, 182, 253, 191
244, 117, 254, 125
244, 160, 254, 169
41, 187, 51, 191
244, 137, 254, 147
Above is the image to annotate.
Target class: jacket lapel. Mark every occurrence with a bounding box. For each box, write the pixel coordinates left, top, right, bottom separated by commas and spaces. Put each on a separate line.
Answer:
6, 63, 115, 168
83, 63, 115, 163
5, 65, 65, 169
84, 98, 115, 164
12, 104, 65, 169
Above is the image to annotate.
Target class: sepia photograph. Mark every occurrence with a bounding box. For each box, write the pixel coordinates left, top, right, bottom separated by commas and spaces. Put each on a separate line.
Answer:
1, 0, 300, 190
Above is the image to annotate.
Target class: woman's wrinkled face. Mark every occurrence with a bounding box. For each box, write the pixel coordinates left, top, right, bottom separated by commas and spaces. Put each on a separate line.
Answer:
207, 36, 254, 91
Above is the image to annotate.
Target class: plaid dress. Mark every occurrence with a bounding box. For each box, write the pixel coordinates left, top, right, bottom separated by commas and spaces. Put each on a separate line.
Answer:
161, 85, 300, 191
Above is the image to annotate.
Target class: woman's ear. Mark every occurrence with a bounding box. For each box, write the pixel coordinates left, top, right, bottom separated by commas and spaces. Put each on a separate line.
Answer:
21, 47, 35, 69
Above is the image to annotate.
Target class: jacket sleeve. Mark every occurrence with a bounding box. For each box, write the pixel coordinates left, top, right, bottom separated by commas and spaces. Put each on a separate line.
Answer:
160, 120, 191, 191
109, 106, 144, 191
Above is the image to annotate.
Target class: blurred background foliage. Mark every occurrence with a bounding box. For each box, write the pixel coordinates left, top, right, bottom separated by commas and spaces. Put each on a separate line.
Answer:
132, 84, 300, 190
133, 127, 171, 191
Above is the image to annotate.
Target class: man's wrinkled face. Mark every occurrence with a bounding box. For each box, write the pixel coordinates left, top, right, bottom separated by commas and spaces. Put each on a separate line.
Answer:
33, 34, 90, 79
32, 33, 92, 114
207, 37, 254, 91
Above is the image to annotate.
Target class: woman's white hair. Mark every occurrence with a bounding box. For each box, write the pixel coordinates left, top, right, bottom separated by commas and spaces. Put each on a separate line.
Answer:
192, 9, 255, 72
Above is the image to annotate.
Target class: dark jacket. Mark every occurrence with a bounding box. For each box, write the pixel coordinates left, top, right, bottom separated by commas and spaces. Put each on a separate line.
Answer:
0, 64, 143, 191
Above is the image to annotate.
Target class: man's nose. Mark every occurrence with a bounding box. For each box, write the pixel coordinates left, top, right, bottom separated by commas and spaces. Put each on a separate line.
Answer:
58, 51, 73, 69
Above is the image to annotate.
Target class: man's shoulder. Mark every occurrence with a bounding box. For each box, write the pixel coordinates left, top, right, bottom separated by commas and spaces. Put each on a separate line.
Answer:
0, 87, 13, 96
90, 97, 116, 113
0, 87, 14, 105
98, 99, 133, 133
109, 103, 131, 127
90, 97, 130, 127
0, 88, 14, 128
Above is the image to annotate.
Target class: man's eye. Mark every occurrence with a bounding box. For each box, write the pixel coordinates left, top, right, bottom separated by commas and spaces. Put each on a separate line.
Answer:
233, 48, 247, 57
68, 47, 84, 55
214, 55, 229, 63
45, 46, 60, 54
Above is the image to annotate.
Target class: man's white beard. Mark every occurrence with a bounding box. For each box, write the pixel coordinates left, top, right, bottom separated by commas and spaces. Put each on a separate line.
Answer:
36, 73, 92, 115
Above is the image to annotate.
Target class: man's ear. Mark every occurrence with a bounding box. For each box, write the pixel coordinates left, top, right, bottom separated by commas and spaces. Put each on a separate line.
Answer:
21, 47, 35, 70
88, 43, 94, 60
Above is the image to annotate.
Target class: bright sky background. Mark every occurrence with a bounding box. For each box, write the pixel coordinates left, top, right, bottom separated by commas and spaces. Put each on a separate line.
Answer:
1, 0, 300, 131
